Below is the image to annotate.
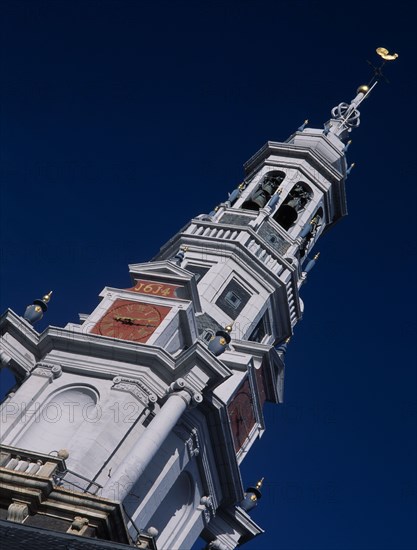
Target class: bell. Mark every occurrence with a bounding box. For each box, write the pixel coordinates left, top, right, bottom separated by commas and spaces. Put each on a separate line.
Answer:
261, 174, 284, 195
286, 197, 304, 211
274, 204, 298, 230
261, 179, 278, 195
242, 189, 269, 211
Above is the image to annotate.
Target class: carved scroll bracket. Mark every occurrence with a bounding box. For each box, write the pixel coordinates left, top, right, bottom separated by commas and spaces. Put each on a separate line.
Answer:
112, 376, 158, 407
32, 362, 62, 379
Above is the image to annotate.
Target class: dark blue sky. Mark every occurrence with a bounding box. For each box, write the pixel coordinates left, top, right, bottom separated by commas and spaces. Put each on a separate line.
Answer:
0, 1, 416, 549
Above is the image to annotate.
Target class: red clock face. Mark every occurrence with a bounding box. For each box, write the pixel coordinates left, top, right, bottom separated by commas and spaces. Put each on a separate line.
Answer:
228, 378, 257, 452
91, 299, 171, 343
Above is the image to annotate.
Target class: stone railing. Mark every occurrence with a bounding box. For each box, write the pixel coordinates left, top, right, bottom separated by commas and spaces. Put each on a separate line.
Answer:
0, 446, 64, 478
0, 445, 102, 495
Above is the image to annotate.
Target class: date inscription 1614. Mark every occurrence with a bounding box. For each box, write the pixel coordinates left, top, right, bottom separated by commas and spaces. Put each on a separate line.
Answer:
128, 279, 180, 298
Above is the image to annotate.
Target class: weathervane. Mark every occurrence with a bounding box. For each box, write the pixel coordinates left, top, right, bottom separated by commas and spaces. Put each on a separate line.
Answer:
327, 47, 398, 140
367, 47, 399, 86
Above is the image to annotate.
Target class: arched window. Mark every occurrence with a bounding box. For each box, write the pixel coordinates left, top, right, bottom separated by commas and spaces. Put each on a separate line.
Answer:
274, 182, 313, 230
14, 386, 98, 460
241, 171, 286, 211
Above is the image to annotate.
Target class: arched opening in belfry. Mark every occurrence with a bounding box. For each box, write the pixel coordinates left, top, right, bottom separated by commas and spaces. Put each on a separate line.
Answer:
274, 182, 313, 230
241, 171, 286, 211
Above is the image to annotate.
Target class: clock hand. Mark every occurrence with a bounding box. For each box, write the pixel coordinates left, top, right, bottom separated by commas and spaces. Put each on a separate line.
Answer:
114, 315, 135, 324
113, 316, 157, 327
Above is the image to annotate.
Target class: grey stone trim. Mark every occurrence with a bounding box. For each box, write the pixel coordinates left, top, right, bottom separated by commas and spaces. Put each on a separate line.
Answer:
218, 213, 254, 226
257, 222, 291, 255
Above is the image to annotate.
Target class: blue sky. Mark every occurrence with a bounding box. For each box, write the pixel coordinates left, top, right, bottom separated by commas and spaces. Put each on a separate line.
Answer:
0, 1, 416, 549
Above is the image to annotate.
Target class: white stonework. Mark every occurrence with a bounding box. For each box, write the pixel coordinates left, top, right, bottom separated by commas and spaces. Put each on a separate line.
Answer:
1, 109, 353, 549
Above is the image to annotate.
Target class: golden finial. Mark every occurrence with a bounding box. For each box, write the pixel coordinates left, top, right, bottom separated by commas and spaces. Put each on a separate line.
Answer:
285, 337, 291, 344
43, 291, 53, 303
225, 323, 233, 333
314, 252, 320, 261
376, 47, 399, 61
238, 182, 246, 190
256, 477, 264, 489
181, 245, 189, 252
357, 84, 369, 94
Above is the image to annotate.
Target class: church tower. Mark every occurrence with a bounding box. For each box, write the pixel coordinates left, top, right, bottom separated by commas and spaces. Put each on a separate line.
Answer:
0, 49, 397, 550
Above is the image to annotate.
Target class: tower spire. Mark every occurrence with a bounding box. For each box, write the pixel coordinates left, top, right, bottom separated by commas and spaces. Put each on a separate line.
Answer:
325, 47, 398, 141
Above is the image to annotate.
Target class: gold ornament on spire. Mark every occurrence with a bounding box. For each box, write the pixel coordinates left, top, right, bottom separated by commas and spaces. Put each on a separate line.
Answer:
43, 291, 53, 303
256, 477, 264, 489
376, 47, 399, 61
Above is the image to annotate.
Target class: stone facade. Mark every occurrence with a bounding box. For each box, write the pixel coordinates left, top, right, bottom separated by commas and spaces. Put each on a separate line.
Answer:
0, 86, 364, 549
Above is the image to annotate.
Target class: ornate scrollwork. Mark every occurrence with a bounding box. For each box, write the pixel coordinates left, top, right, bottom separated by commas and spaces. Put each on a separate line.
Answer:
173, 425, 201, 458
32, 363, 62, 379
200, 494, 216, 522
112, 376, 157, 406
331, 102, 361, 128
186, 428, 200, 457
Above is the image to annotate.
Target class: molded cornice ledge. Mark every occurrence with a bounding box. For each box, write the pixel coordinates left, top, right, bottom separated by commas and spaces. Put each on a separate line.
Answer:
0, 310, 40, 376
174, 341, 232, 391
0, 310, 40, 350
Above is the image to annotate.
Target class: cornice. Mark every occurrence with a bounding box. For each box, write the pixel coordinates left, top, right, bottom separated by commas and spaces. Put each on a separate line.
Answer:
129, 259, 203, 312
155, 226, 298, 287
1, 312, 233, 397
244, 141, 344, 184
0, 309, 40, 351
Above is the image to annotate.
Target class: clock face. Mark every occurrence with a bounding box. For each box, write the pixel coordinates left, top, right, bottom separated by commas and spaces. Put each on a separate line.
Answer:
228, 378, 257, 452
91, 299, 171, 343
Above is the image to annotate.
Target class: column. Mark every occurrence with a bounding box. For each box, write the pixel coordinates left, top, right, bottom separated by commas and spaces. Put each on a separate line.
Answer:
102, 380, 202, 502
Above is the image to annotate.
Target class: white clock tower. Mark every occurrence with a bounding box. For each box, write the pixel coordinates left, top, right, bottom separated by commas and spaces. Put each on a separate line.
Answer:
0, 51, 397, 550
